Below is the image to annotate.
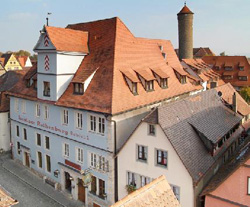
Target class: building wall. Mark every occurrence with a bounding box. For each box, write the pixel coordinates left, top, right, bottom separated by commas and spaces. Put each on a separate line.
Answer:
0, 112, 10, 151
205, 160, 250, 207
5, 54, 22, 70
205, 196, 238, 207
117, 122, 194, 207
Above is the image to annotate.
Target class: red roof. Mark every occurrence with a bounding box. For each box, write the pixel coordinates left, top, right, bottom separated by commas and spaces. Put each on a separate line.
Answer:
45, 26, 89, 53
178, 5, 194, 15
9, 17, 201, 115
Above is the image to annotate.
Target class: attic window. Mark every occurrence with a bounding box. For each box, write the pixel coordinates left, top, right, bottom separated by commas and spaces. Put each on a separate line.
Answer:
239, 76, 247, 81
146, 80, 154, 92
162, 53, 167, 60
132, 82, 138, 95
160, 78, 168, 88
74, 83, 84, 95
225, 66, 233, 71
180, 76, 187, 84
159, 45, 163, 52
239, 66, 244, 71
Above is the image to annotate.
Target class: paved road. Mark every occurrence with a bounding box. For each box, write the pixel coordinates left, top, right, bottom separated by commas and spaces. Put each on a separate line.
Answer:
0, 153, 83, 207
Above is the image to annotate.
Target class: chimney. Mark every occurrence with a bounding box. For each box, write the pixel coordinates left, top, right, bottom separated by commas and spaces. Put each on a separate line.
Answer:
177, 3, 194, 60
232, 92, 237, 113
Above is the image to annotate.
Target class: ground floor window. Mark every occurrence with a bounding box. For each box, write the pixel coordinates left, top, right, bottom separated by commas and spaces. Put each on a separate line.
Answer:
99, 179, 105, 199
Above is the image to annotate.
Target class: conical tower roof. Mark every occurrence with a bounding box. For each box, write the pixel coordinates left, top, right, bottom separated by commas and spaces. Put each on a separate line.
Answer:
178, 4, 194, 15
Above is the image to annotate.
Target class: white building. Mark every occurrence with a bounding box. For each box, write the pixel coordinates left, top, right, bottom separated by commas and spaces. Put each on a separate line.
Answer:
8, 17, 202, 207
117, 87, 249, 207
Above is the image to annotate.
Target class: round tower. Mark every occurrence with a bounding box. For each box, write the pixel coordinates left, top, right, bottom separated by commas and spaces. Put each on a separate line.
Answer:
177, 3, 194, 60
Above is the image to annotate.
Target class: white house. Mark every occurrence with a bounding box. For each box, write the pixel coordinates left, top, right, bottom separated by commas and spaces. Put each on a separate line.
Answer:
117, 87, 249, 207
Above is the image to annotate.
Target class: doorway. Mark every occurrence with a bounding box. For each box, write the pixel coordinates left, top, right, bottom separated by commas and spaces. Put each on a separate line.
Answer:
78, 179, 85, 203
24, 152, 30, 167
65, 172, 72, 193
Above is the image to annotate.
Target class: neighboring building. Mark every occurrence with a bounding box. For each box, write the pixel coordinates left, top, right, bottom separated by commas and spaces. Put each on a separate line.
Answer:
0, 61, 6, 76
176, 48, 215, 59
7, 17, 201, 207
0, 53, 23, 71
0, 187, 18, 206
17, 56, 33, 68
181, 58, 224, 90
177, 4, 194, 60
0, 70, 27, 152
110, 175, 180, 207
202, 56, 250, 91
201, 144, 250, 207
117, 87, 250, 207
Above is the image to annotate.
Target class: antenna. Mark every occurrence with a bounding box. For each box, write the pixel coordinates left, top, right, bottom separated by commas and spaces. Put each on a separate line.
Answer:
46, 12, 52, 26
184, 1, 187, 6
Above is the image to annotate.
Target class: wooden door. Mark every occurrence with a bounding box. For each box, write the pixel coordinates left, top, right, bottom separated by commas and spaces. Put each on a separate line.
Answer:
25, 152, 30, 167
78, 179, 85, 203
65, 172, 71, 192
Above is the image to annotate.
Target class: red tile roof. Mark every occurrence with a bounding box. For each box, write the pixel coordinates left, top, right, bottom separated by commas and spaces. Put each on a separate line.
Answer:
178, 5, 194, 15
203, 56, 250, 88
9, 17, 202, 115
45, 26, 89, 53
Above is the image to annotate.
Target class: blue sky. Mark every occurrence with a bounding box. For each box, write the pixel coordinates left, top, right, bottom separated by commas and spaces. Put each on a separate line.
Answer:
0, 0, 250, 57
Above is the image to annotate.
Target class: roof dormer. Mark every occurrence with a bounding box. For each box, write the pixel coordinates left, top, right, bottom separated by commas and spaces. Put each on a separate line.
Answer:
135, 69, 156, 92
121, 70, 139, 95
151, 68, 169, 89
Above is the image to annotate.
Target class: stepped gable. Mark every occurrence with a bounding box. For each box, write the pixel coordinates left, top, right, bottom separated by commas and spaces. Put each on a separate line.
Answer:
57, 17, 200, 114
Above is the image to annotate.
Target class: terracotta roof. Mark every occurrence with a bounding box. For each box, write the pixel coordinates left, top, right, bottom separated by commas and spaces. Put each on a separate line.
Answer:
203, 56, 250, 87
151, 67, 170, 78
237, 70, 248, 76
215, 83, 250, 116
0, 187, 18, 206
176, 47, 215, 59
24, 62, 37, 80
110, 175, 180, 207
121, 69, 140, 82
45, 26, 89, 53
9, 17, 201, 115
135, 68, 156, 81
177, 5, 194, 15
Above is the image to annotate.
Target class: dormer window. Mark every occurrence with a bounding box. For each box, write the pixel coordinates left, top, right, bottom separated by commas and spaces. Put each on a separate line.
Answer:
74, 83, 84, 95
132, 82, 138, 95
159, 45, 163, 52
43, 81, 50, 97
225, 66, 233, 71
180, 75, 187, 84
239, 66, 244, 71
162, 53, 166, 60
146, 80, 154, 91
160, 78, 168, 88
239, 76, 247, 81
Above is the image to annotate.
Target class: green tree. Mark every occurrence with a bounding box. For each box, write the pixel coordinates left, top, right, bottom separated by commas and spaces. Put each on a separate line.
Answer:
239, 87, 250, 103
220, 51, 226, 56
14, 50, 31, 57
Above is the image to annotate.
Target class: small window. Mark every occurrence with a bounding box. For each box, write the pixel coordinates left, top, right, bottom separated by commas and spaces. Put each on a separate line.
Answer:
90, 153, 97, 168
171, 185, 180, 201
43, 81, 50, 97
37, 151, 42, 168
148, 124, 156, 136
239, 76, 248, 81
17, 142, 21, 155
64, 143, 69, 157
162, 52, 166, 60
46, 155, 51, 173
90, 115, 96, 132
45, 136, 50, 150
146, 80, 154, 91
35, 104, 40, 117
91, 176, 97, 195
132, 82, 138, 95
140, 175, 150, 187
44, 105, 49, 120
23, 128, 27, 140
98, 117, 105, 134
160, 78, 168, 88
16, 125, 20, 137
99, 179, 106, 199
156, 149, 168, 167
62, 109, 68, 125
74, 83, 84, 95
76, 147, 83, 163
37, 133, 41, 146
75, 112, 83, 129
127, 172, 136, 187
138, 145, 147, 162
225, 67, 233, 71
181, 76, 187, 84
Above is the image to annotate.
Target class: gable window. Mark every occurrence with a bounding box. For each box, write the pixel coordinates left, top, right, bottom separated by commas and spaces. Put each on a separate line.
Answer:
127, 172, 136, 187
98, 117, 105, 134
148, 124, 156, 136
16, 125, 20, 137
171, 185, 180, 201
35, 103, 40, 117
99, 179, 106, 199
146, 80, 154, 91
73, 83, 84, 95
76, 147, 83, 163
137, 145, 147, 162
63, 143, 69, 157
45, 136, 50, 150
23, 128, 27, 140
62, 109, 69, 125
37, 151, 42, 168
90, 115, 96, 132
160, 78, 168, 88
43, 81, 50, 97
75, 112, 83, 129
156, 149, 168, 167
44, 105, 49, 120
36, 133, 41, 146
132, 83, 138, 95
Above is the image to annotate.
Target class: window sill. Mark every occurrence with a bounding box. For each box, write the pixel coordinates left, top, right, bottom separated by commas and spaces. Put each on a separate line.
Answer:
137, 159, 147, 163
156, 164, 168, 169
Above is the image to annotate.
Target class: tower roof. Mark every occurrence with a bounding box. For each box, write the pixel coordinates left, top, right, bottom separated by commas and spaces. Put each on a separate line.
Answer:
178, 5, 194, 15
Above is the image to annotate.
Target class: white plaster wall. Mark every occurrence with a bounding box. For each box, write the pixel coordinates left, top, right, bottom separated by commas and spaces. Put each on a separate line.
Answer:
34, 33, 56, 51
37, 53, 57, 74
56, 54, 84, 74
118, 122, 194, 207
25, 57, 33, 67
56, 75, 74, 100
0, 112, 10, 151
84, 70, 96, 92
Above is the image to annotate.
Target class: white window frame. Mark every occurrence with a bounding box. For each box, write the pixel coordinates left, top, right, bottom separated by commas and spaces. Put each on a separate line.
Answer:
140, 175, 150, 187
63, 143, 69, 158
21, 100, 26, 114
127, 171, 137, 187
155, 148, 168, 168
137, 145, 148, 162
88, 114, 105, 135
98, 117, 105, 134
148, 124, 156, 136
14, 98, 19, 113
75, 111, 83, 129
35, 103, 41, 117
44, 105, 49, 120
76, 147, 83, 163
62, 109, 69, 125
170, 184, 180, 201
90, 115, 96, 132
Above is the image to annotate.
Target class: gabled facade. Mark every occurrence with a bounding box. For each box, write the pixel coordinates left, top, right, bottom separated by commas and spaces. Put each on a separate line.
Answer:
117, 87, 250, 207
17, 56, 33, 68
1, 54, 22, 71
8, 17, 202, 207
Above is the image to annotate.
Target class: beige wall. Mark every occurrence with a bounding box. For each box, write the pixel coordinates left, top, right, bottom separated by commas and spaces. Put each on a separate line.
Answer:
118, 122, 194, 207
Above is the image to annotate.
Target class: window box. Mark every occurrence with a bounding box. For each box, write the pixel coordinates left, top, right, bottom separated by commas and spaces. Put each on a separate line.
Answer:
125, 184, 136, 194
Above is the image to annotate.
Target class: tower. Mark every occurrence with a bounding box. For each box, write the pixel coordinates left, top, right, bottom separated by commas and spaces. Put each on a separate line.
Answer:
177, 3, 194, 60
